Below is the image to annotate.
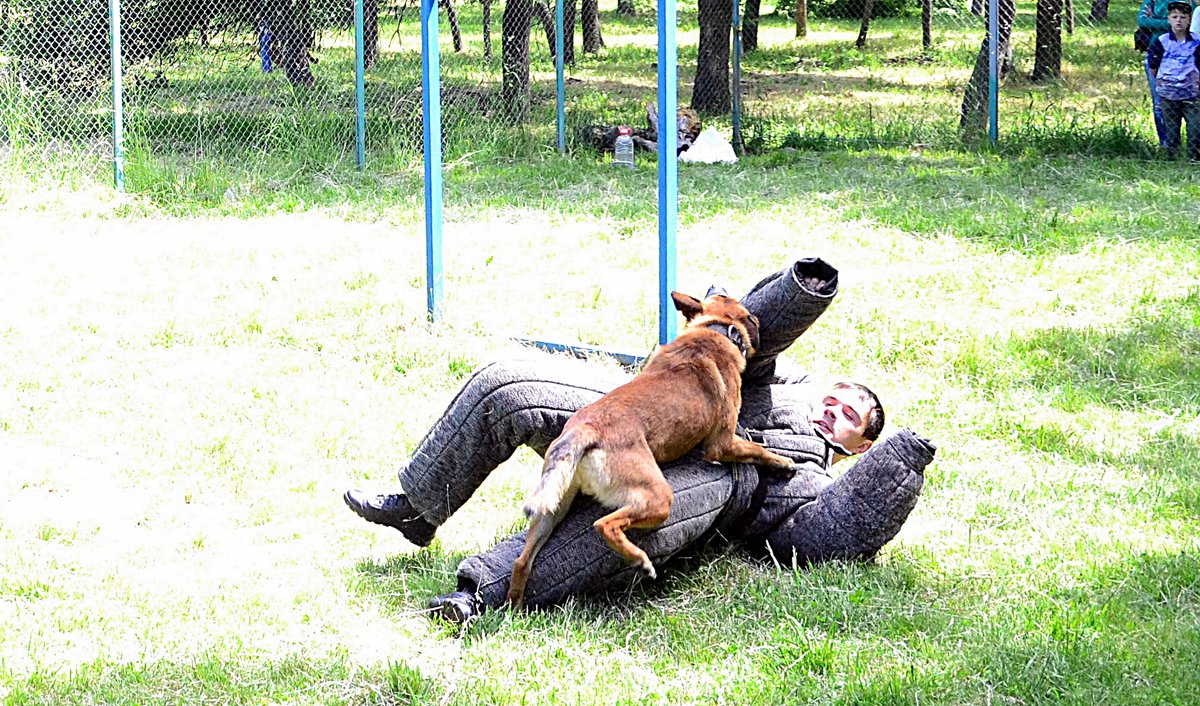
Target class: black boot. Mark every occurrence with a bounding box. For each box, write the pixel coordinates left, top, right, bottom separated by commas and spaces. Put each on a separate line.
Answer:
428, 590, 482, 624
343, 490, 437, 547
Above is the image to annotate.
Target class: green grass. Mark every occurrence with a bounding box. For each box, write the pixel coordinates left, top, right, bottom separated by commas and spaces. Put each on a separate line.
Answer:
2, 3, 1200, 705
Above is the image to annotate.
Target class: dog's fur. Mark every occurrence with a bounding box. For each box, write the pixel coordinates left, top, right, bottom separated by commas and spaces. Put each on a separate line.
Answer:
507, 292, 797, 606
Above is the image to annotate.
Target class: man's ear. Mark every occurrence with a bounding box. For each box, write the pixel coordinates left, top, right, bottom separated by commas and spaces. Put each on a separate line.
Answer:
671, 291, 705, 321
851, 439, 873, 455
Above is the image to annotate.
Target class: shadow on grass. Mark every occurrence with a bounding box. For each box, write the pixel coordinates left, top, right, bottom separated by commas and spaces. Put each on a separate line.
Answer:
963, 288, 1200, 414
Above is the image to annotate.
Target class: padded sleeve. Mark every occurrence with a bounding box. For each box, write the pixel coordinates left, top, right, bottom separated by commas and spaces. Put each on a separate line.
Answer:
739, 258, 838, 384
761, 429, 935, 565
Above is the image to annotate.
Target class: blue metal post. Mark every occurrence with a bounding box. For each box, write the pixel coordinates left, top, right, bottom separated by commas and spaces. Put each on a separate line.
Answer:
109, 0, 125, 192
555, 0, 565, 153
422, 0, 444, 321
657, 0, 678, 345
354, 0, 366, 170
987, 0, 998, 145
732, 0, 743, 155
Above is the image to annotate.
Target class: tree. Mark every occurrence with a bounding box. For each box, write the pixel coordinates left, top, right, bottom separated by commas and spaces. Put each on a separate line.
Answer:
922, 0, 931, 50
796, 0, 807, 39
582, 0, 604, 53
617, 0, 637, 16
501, 0, 534, 119
960, 0, 1016, 140
1030, 0, 1062, 81
693, 0, 731, 113
855, 0, 876, 48
1089, 0, 1109, 21
744, 0, 762, 52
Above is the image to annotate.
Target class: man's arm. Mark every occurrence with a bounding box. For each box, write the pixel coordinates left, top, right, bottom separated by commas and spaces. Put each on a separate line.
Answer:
740, 258, 839, 383
1140, 0, 1170, 32
1148, 35, 1166, 73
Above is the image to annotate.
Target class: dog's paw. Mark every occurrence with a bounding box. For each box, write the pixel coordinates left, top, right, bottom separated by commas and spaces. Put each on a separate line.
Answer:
506, 589, 524, 607
641, 561, 658, 580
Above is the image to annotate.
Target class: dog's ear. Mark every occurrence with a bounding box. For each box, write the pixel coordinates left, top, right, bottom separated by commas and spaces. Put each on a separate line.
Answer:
671, 291, 705, 321
743, 313, 761, 352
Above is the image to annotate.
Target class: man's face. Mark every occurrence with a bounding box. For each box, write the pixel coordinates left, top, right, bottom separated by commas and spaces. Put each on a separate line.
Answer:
1169, 8, 1191, 33
810, 387, 875, 456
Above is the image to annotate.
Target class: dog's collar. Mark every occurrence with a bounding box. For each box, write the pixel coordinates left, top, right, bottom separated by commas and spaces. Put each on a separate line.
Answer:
704, 322, 750, 358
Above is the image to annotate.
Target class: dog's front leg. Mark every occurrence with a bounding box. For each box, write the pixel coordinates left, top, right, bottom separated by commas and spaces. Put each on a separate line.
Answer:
705, 436, 797, 474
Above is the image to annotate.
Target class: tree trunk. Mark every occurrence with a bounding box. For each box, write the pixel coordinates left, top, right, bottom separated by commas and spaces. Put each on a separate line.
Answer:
796, 0, 807, 38
582, 0, 603, 53
922, 0, 931, 50
483, 0, 492, 57
744, 0, 761, 53
1088, 0, 1108, 21
443, 0, 463, 52
617, 0, 637, 16
1030, 0, 1062, 81
855, 0, 875, 48
502, 0, 532, 120
531, 2, 558, 58
563, 0, 576, 65
693, 0, 732, 113
272, 0, 316, 88
959, 0, 1016, 140
1064, 0, 1074, 34
364, 0, 379, 68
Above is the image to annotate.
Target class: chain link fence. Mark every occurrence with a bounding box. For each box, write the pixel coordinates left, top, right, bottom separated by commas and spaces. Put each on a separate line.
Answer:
0, 0, 1158, 185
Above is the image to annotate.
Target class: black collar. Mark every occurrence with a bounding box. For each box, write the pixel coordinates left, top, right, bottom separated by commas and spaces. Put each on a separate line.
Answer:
704, 322, 750, 358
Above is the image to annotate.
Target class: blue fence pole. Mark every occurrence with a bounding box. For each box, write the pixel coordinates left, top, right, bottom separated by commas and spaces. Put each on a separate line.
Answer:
555, 0, 565, 153
109, 0, 125, 192
354, 0, 366, 170
422, 0, 444, 321
657, 0, 678, 345
731, 0, 743, 156
987, 0, 998, 145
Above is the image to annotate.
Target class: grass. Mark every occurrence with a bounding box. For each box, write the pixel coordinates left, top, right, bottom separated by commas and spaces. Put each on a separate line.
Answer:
2, 3, 1200, 704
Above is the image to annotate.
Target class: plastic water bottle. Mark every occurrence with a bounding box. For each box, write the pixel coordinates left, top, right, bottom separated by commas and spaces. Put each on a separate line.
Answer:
613, 126, 635, 169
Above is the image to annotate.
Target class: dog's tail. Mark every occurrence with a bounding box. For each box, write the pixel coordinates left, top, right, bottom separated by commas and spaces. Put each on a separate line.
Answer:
525, 426, 597, 519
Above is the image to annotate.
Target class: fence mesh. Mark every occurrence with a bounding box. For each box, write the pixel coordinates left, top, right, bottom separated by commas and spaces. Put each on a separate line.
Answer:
0, 0, 1160, 181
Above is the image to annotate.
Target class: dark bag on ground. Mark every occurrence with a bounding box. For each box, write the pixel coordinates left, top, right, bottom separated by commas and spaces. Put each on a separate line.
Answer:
1135, 26, 1153, 52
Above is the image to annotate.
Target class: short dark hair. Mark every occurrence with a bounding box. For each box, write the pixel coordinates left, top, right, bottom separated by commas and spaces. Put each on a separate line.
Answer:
834, 381, 885, 441
1168, 1, 1192, 14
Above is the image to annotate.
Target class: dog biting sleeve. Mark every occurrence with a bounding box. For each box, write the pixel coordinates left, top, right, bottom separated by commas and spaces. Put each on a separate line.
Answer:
398, 357, 628, 525
760, 430, 935, 565
455, 457, 755, 610
740, 258, 839, 384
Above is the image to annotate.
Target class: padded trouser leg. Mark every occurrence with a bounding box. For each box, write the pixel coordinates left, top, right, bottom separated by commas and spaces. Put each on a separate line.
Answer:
398, 358, 627, 525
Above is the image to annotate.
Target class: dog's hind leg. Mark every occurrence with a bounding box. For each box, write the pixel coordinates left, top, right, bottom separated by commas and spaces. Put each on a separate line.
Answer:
509, 488, 578, 607
592, 478, 672, 578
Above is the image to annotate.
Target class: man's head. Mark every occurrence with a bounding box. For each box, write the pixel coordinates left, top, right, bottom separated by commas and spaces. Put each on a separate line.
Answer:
810, 382, 884, 458
1168, 1, 1192, 33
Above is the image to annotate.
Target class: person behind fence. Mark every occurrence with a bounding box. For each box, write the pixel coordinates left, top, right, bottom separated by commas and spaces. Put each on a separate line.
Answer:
1140, 0, 1188, 148
343, 259, 937, 624
1148, 1, 1200, 160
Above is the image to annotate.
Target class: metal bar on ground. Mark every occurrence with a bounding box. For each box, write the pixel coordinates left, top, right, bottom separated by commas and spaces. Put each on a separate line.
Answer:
422, 0, 444, 321
354, 0, 366, 170
109, 0, 125, 192
555, 0, 565, 153
515, 339, 646, 369
987, 0, 998, 145
657, 0, 678, 345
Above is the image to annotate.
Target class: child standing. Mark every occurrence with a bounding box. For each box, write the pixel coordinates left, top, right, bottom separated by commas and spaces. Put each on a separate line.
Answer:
1148, 1, 1200, 161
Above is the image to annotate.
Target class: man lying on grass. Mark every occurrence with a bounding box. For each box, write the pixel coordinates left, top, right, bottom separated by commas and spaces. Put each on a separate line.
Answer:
344, 259, 936, 623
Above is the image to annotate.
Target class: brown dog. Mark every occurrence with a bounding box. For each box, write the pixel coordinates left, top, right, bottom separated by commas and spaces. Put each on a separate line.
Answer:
507, 291, 798, 606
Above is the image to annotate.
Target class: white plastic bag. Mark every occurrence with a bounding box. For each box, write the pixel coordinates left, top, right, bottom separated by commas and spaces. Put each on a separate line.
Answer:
679, 127, 738, 164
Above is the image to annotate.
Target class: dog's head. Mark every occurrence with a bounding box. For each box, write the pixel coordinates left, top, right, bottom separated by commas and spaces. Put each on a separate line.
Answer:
671, 291, 761, 357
